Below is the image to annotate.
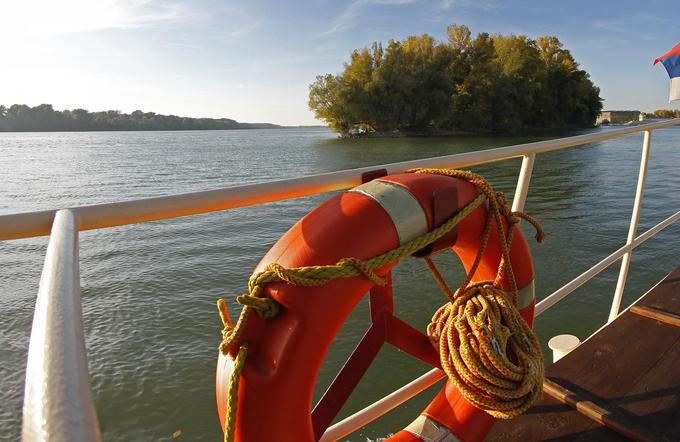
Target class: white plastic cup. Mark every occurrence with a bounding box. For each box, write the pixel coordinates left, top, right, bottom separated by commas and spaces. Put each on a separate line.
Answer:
548, 334, 580, 363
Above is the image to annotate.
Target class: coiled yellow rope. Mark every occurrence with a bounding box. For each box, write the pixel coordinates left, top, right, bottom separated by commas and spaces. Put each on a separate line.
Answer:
216, 169, 544, 441
417, 168, 545, 419
428, 282, 544, 417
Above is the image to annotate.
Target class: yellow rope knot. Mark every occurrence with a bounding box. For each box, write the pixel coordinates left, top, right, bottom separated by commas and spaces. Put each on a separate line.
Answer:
256, 262, 330, 287
217, 299, 235, 353
236, 294, 279, 319
217, 253, 394, 357
337, 257, 387, 286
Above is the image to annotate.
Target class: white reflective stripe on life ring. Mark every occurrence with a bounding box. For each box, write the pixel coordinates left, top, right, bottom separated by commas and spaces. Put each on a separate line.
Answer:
350, 180, 428, 245
404, 415, 460, 442
515, 279, 535, 310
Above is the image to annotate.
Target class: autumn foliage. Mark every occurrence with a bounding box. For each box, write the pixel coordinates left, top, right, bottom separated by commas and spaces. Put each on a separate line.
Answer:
309, 25, 602, 136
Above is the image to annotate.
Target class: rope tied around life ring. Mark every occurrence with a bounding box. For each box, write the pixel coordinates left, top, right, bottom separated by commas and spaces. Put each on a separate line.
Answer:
415, 168, 545, 418
215, 169, 545, 442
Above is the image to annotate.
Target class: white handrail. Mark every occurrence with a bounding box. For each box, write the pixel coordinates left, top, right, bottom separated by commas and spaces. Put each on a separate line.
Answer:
21, 210, 101, 442
535, 209, 680, 316
318, 369, 446, 442
1, 119, 678, 241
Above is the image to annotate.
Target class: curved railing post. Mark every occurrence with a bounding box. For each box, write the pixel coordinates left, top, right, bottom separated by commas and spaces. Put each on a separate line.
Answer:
22, 210, 101, 442
511, 153, 536, 213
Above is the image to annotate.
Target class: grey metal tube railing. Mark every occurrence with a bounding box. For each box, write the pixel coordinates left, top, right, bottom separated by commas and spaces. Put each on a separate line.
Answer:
608, 130, 652, 321
21, 210, 101, 442
535, 208, 680, 316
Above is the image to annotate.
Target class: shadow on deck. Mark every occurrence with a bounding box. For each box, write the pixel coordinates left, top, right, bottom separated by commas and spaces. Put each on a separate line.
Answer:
488, 267, 680, 442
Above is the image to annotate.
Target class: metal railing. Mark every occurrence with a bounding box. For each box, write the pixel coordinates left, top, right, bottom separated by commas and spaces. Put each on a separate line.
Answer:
20, 210, 101, 441
2, 118, 679, 441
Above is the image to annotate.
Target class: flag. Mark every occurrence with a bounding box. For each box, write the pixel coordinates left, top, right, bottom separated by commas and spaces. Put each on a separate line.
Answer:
654, 42, 680, 102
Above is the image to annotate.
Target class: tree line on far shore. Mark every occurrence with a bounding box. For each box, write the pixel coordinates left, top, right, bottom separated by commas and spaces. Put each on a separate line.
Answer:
309, 25, 603, 137
0, 104, 280, 132
648, 109, 680, 118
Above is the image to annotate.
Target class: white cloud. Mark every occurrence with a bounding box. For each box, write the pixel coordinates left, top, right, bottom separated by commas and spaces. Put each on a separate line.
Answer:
319, 0, 419, 37
0, 0, 185, 37
439, 0, 497, 11
225, 21, 261, 38
591, 13, 665, 34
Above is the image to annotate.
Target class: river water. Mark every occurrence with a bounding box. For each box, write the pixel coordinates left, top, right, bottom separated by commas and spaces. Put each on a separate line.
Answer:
1, 127, 679, 441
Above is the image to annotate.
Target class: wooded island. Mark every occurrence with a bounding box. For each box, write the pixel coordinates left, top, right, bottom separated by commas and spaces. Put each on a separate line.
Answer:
309, 25, 603, 137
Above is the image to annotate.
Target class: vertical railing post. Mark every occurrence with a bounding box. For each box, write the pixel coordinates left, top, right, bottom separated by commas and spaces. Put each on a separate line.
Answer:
608, 130, 652, 322
22, 210, 102, 441
511, 153, 536, 213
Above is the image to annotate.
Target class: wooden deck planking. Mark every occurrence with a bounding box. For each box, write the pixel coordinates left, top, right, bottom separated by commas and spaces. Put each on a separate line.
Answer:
636, 270, 680, 312
488, 266, 680, 441
486, 395, 627, 441
630, 305, 680, 328
616, 337, 680, 439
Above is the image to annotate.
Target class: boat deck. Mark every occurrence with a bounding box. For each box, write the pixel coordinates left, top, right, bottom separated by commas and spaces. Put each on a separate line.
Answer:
488, 266, 680, 442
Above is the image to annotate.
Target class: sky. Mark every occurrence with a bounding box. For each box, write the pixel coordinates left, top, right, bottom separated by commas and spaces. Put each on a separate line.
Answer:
1, 0, 678, 126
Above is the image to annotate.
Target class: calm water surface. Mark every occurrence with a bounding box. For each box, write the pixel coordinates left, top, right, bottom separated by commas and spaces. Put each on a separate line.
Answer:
1, 127, 679, 441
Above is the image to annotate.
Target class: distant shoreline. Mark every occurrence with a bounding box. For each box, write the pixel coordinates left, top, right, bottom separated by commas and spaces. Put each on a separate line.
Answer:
0, 104, 327, 133
0, 126, 327, 133
342, 125, 591, 139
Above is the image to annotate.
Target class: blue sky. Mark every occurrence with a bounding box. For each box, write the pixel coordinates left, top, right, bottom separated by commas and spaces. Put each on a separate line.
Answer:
1, 0, 678, 125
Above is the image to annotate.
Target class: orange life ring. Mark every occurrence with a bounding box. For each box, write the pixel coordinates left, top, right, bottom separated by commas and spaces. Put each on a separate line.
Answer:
216, 172, 536, 441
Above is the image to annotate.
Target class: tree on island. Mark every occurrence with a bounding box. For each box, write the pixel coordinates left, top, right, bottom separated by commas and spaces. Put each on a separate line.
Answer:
0, 104, 280, 132
308, 25, 603, 137
652, 109, 680, 118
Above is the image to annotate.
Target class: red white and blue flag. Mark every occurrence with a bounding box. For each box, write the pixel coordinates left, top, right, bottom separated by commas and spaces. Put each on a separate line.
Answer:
654, 42, 680, 102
